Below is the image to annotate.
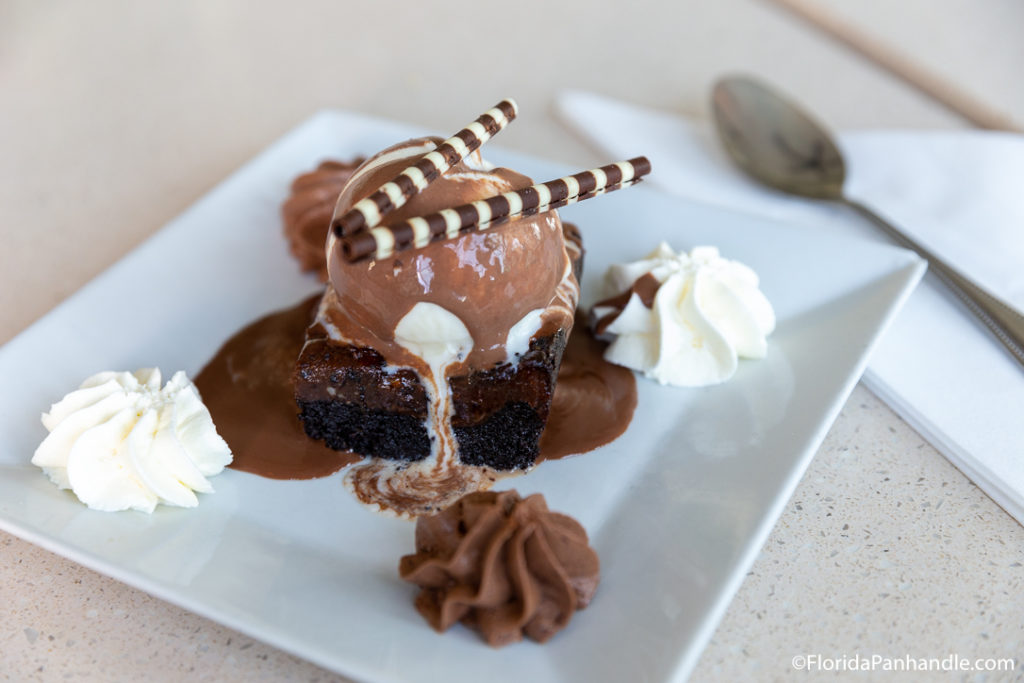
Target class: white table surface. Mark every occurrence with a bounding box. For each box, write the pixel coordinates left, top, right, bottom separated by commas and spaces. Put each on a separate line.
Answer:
2, 1, 1021, 680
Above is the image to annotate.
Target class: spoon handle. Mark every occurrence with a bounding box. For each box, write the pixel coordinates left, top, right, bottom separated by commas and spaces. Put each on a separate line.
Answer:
844, 198, 1024, 370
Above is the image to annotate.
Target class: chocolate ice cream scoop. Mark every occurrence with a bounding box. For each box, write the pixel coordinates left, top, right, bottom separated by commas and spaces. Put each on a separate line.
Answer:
325, 137, 574, 370
399, 489, 599, 646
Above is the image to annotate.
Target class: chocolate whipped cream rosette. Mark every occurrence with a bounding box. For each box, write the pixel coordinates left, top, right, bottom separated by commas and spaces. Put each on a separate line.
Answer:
282, 158, 365, 280
399, 490, 600, 647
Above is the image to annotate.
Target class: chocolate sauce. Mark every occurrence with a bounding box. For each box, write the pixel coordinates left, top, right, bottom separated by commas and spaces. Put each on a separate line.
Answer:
197, 298, 635, 481
539, 326, 637, 461
194, 295, 359, 479
592, 271, 662, 336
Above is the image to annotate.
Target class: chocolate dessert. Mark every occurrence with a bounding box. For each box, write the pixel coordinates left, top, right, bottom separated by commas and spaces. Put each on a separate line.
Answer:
399, 489, 600, 646
200, 138, 639, 509
277, 100, 647, 514
293, 135, 582, 498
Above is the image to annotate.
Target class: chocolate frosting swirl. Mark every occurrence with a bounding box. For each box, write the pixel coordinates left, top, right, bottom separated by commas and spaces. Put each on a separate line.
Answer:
399, 490, 599, 646
281, 159, 364, 280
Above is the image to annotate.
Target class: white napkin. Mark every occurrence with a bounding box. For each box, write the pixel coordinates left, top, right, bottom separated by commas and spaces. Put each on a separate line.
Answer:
556, 89, 1024, 525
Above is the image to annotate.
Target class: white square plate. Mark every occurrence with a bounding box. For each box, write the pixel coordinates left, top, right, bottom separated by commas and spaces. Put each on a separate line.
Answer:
0, 111, 923, 682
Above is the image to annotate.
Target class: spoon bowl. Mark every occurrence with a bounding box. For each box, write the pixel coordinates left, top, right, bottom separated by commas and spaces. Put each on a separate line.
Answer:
712, 76, 846, 199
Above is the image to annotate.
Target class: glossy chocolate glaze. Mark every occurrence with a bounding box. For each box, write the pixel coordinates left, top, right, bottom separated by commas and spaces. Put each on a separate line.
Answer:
539, 324, 637, 461
592, 272, 662, 336
197, 299, 635, 484
195, 295, 359, 479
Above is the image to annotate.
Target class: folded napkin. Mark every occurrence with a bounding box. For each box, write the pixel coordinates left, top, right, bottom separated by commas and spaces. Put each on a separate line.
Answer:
557, 90, 1024, 525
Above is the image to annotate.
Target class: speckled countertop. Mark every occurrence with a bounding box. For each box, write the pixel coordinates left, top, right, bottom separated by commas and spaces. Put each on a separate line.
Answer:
2, 2, 1022, 681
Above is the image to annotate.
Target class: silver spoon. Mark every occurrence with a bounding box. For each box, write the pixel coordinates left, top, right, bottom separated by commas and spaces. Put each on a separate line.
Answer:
711, 74, 1024, 371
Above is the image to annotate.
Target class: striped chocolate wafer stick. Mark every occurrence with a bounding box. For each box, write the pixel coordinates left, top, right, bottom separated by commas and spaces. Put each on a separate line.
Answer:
341, 156, 651, 262
332, 99, 518, 237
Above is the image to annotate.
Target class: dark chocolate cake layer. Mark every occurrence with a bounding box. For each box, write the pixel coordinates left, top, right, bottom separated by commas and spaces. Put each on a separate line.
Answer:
295, 332, 430, 460
293, 327, 568, 470
450, 329, 566, 469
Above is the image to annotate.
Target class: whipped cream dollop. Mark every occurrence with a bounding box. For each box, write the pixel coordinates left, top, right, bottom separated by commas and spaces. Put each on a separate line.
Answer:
592, 243, 775, 387
32, 369, 233, 512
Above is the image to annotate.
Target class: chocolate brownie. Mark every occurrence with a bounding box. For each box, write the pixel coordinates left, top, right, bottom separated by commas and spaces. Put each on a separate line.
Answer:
294, 226, 581, 471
